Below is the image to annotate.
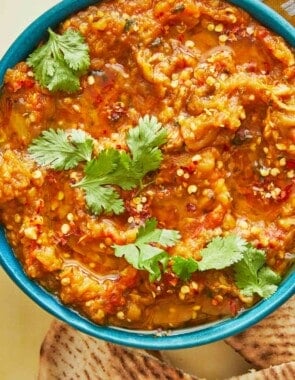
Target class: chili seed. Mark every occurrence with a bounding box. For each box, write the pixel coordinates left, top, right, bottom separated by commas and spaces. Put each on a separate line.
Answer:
61, 223, 71, 234
61, 277, 71, 286
23, 226, 38, 240
187, 185, 198, 194
117, 311, 125, 320
219, 34, 228, 43
215, 23, 224, 33
180, 285, 190, 294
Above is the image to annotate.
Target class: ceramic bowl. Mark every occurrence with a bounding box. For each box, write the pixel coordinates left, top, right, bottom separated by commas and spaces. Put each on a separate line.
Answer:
0, 0, 294, 350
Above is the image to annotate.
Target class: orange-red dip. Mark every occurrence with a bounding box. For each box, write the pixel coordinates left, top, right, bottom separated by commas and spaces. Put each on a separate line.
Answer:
0, 0, 294, 330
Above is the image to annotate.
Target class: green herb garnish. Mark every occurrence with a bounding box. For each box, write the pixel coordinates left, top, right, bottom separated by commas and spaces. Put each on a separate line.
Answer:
198, 235, 247, 271
234, 245, 281, 298
171, 235, 249, 280
27, 117, 281, 299
126, 115, 167, 183
28, 115, 167, 215
73, 148, 134, 215
75, 115, 167, 214
27, 28, 90, 93
171, 235, 246, 280
172, 256, 199, 281
28, 129, 93, 170
113, 218, 181, 281
114, 225, 281, 299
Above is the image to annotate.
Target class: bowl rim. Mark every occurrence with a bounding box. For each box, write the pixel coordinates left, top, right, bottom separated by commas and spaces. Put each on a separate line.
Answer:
0, 0, 294, 350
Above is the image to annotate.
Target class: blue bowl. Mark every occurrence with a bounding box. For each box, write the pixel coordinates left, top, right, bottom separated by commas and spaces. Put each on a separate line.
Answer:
0, 0, 294, 350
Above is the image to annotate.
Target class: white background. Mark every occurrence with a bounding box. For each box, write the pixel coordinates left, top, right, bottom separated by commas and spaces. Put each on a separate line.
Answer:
0, 1, 252, 379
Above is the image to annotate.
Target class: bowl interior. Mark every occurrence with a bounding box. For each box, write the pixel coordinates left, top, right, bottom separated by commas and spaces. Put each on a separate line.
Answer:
0, 0, 294, 350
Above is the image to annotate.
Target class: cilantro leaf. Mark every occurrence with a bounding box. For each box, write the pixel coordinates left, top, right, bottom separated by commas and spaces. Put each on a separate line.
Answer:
79, 149, 122, 184
83, 184, 124, 215
114, 226, 283, 296
28, 116, 167, 216
45, 63, 81, 93
113, 218, 180, 281
56, 29, 90, 73
73, 148, 137, 214
198, 235, 247, 271
136, 218, 181, 246
74, 149, 129, 215
28, 129, 93, 170
172, 256, 198, 281
74, 116, 167, 215
27, 28, 90, 93
114, 230, 246, 282
138, 245, 170, 282
115, 244, 141, 269
127, 115, 167, 179
81, 149, 138, 190
234, 246, 281, 298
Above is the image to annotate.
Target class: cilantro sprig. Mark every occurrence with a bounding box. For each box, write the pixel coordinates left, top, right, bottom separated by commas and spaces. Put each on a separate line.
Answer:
28, 129, 93, 170
172, 256, 198, 281
114, 218, 181, 281
28, 116, 167, 215
234, 245, 281, 298
198, 235, 247, 271
74, 115, 167, 214
113, 221, 281, 299
73, 148, 132, 215
126, 115, 167, 182
171, 235, 247, 280
27, 28, 90, 93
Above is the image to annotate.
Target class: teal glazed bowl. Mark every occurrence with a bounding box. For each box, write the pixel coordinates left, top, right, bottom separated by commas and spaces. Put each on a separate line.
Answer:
0, 0, 294, 350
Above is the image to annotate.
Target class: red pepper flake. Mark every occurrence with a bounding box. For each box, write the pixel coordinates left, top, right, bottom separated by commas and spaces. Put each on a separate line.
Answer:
163, 272, 179, 287
178, 33, 185, 43
8, 78, 35, 92
277, 183, 293, 202
286, 159, 295, 170
185, 162, 197, 174
257, 28, 270, 39
211, 299, 218, 306
93, 94, 103, 106
229, 299, 239, 315
107, 102, 126, 122
186, 203, 197, 212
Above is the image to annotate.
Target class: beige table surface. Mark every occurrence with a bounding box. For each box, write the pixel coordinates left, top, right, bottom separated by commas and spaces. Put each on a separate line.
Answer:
0, 1, 290, 379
